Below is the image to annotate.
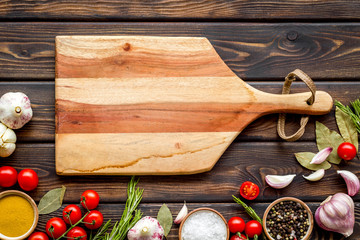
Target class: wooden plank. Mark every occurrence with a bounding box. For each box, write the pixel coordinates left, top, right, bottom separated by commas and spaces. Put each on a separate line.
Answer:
1, 1, 360, 20
34, 202, 360, 240
1, 23, 360, 80
0, 82, 358, 143
4, 143, 360, 203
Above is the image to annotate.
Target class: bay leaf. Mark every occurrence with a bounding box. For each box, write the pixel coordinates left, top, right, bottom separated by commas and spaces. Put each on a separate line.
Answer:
316, 121, 344, 164
157, 204, 172, 237
38, 185, 66, 214
295, 152, 331, 170
336, 106, 358, 151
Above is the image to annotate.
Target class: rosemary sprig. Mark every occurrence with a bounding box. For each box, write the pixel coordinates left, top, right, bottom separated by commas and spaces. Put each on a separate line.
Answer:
335, 99, 360, 133
233, 195, 262, 224
104, 176, 144, 240
89, 219, 112, 240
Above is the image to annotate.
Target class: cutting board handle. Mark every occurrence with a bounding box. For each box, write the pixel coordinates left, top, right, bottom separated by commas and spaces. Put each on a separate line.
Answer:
256, 90, 333, 115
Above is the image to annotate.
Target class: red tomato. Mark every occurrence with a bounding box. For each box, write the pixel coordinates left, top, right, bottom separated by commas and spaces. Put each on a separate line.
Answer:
230, 234, 247, 240
17, 169, 38, 191
84, 210, 104, 229
46, 217, 67, 239
81, 190, 99, 210
0, 166, 17, 187
338, 142, 357, 160
63, 204, 82, 225
228, 216, 246, 233
245, 220, 262, 238
66, 226, 87, 240
28, 232, 49, 240
240, 181, 260, 200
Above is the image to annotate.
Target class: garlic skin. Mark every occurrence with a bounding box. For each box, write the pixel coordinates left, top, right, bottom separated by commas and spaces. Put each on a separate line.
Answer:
174, 201, 188, 224
127, 216, 164, 240
310, 147, 333, 164
265, 174, 296, 189
303, 169, 325, 181
315, 193, 354, 237
337, 170, 360, 196
0, 123, 16, 157
0, 92, 33, 129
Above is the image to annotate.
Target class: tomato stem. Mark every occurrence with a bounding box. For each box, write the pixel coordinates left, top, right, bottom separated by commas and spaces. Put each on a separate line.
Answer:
56, 211, 90, 240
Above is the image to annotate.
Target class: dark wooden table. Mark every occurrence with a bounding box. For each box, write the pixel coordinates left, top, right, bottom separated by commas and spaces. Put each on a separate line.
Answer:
1, 1, 360, 239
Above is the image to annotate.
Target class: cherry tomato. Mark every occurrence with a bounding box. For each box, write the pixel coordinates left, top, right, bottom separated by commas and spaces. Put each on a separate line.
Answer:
245, 220, 262, 238
66, 226, 87, 240
17, 169, 38, 191
0, 166, 17, 187
81, 190, 99, 210
338, 142, 357, 161
46, 217, 67, 239
228, 216, 246, 233
230, 233, 247, 240
84, 210, 104, 229
63, 204, 82, 225
28, 232, 49, 240
240, 181, 260, 200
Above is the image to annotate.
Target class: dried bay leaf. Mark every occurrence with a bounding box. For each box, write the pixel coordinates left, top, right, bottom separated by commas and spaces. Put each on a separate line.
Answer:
295, 152, 331, 170
316, 121, 343, 164
38, 185, 66, 214
157, 203, 172, 237
336, 106, 358, 151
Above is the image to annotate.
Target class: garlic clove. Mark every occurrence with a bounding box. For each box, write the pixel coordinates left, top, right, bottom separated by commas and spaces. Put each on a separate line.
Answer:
315, 193, 354, 237
303, 169, 325, 181
337, 170, 360, 196
174, 201, 188, 224
265, 174, 296, 189
310, 147, 333, 164
0, 143, 16, 157
2, 128, 16, 143
0, 123, 6, 136
0, 92, 33, 129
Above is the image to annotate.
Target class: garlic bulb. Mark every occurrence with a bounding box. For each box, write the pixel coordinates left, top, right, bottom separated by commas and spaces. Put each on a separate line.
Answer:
0, 92, 33, 129
127, 216, 164, 240
0, 123, 16, 157
315, 193, 354, 237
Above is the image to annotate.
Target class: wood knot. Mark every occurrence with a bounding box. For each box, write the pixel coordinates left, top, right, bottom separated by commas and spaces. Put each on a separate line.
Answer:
287, 31, 298, 41
20, 49, 29, 57
122, 43, 131, 51
175, 142, 182, 149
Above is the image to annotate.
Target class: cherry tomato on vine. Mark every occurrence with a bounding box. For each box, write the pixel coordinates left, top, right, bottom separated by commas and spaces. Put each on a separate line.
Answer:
45, 217, 67, 239
17, 169, 38, 191
228, 216, 246, 233
81, 190, 99, 210
84, 210, 104, 229
230, 233, 247, 240
240, 181, 260, 200
338, 142, 357, 161
28, 232, 49, 240
66, 226, 87, 240
245, 220, 262, 238
0, 166, 17, 187
63, 204, 82, 225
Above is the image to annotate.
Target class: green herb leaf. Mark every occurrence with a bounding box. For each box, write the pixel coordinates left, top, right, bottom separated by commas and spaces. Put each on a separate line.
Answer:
295, 152, 331, 170
316, 121, 344, 164
336, 106, 358, 152
38, 185, 66, 214
157, 204, 172, 237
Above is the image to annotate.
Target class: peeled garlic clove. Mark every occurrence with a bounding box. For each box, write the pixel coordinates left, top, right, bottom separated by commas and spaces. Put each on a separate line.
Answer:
303, 169, 325, 181
310, 147, 333, 164
174, 201, 188, 224
0, 92, 33, 129
337, 170, 360, 196
265, 174, 296, 189
0, 122, 17, 157
315, 193, 354, 237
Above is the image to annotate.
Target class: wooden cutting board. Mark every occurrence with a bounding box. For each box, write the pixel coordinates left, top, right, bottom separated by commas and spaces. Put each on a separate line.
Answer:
55, 36, 333, 175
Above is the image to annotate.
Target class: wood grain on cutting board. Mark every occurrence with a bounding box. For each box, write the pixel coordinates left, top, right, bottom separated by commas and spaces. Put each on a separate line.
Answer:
55, 36, 332, 175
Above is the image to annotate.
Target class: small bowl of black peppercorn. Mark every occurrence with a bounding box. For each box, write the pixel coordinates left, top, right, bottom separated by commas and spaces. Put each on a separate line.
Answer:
263, 197, 313, 240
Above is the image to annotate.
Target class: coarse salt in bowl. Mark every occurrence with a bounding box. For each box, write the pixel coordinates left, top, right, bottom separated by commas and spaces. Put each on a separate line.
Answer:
179, 207, 229, 240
